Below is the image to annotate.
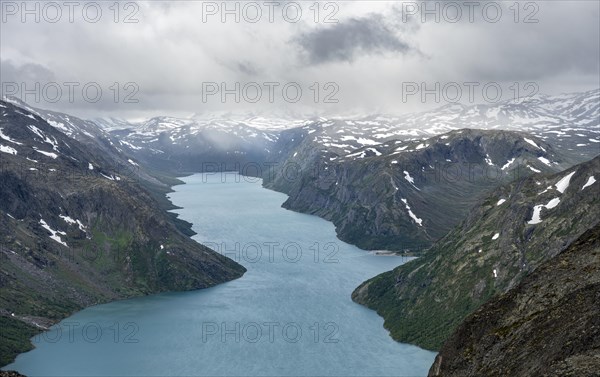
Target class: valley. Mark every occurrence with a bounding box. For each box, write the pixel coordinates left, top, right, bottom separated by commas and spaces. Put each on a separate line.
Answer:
2, 3, 599, 375
1, 89, 599, 375
4, 172, 436, 376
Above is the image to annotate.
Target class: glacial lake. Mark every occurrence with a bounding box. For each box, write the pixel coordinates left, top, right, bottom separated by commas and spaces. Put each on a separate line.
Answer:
7, 173, 436, 376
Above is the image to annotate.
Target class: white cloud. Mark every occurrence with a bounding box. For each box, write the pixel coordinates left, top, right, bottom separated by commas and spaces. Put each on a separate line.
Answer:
1, 1, 598, 119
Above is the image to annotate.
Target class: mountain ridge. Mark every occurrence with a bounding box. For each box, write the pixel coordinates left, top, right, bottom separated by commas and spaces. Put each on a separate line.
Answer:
265, 127, 570, 251
352, 155, 599, 350
0, 100, 246, 366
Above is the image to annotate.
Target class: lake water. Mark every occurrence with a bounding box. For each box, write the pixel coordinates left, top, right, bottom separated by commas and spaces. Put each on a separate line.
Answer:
7, 173, 436, 376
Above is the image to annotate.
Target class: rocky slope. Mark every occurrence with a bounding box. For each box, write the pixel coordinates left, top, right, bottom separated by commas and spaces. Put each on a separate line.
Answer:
0, 100, 246, 366
266, 128, 569, 251
429, 224, 600, 377
2, 97, 177, 189
352, 155, 599, 350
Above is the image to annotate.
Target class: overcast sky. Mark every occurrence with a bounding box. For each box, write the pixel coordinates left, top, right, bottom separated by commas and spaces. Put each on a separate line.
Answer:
1, 0, 599, 120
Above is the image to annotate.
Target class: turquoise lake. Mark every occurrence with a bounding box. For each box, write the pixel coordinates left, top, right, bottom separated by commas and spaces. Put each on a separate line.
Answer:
7, 173, 436, 376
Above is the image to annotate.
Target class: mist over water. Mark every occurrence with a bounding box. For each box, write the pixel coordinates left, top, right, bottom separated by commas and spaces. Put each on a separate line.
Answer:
8, 173, 435, 376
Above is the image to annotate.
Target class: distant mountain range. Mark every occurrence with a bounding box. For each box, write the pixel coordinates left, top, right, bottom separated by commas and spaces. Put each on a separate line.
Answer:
3, 90, 598, 254
95, 88, 599, 160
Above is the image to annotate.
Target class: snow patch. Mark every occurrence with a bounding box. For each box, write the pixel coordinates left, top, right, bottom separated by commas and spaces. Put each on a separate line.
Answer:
28, 125, 59, 150
59, 215, 86, 231
34, 148, 58, 159
523, 137, 544, 151
501, 158, 515, 170
545, 197, 560, 209
0, 144, 17, 155
555, 171, 576, 193
581, 176, 596, 190
356, 137, 379, 146
528, 205, 544, 225
0, 128, 22, 145
366, 147, 382, 156
401, 198, 423, 226
121, 140, 142, 150
528, 197, 561, 225
39, 219, 67, 246
47, 120, 70, 133
101, 173, 121, 181
345, 150, 366, 159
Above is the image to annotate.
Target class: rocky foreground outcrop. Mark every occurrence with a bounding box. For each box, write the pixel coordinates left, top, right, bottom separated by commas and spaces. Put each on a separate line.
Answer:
429, 224, 600, 377
0, 371, 27, 377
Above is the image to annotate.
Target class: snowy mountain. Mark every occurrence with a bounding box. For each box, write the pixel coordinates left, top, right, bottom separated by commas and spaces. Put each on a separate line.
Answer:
1, 97, 170, 186
286, 89, 599, 163
89, 89, 598, 174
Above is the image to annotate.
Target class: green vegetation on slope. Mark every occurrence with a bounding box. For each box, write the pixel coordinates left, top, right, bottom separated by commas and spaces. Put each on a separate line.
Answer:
0, 317, 39, 367
353, 156, 600, 350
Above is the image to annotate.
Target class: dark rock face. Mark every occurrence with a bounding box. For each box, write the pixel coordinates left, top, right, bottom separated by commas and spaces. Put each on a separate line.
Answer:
0, 100, 246, 366
429, 224, 600, 377
267, 128, 568, 251
352, 156, 599, 350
